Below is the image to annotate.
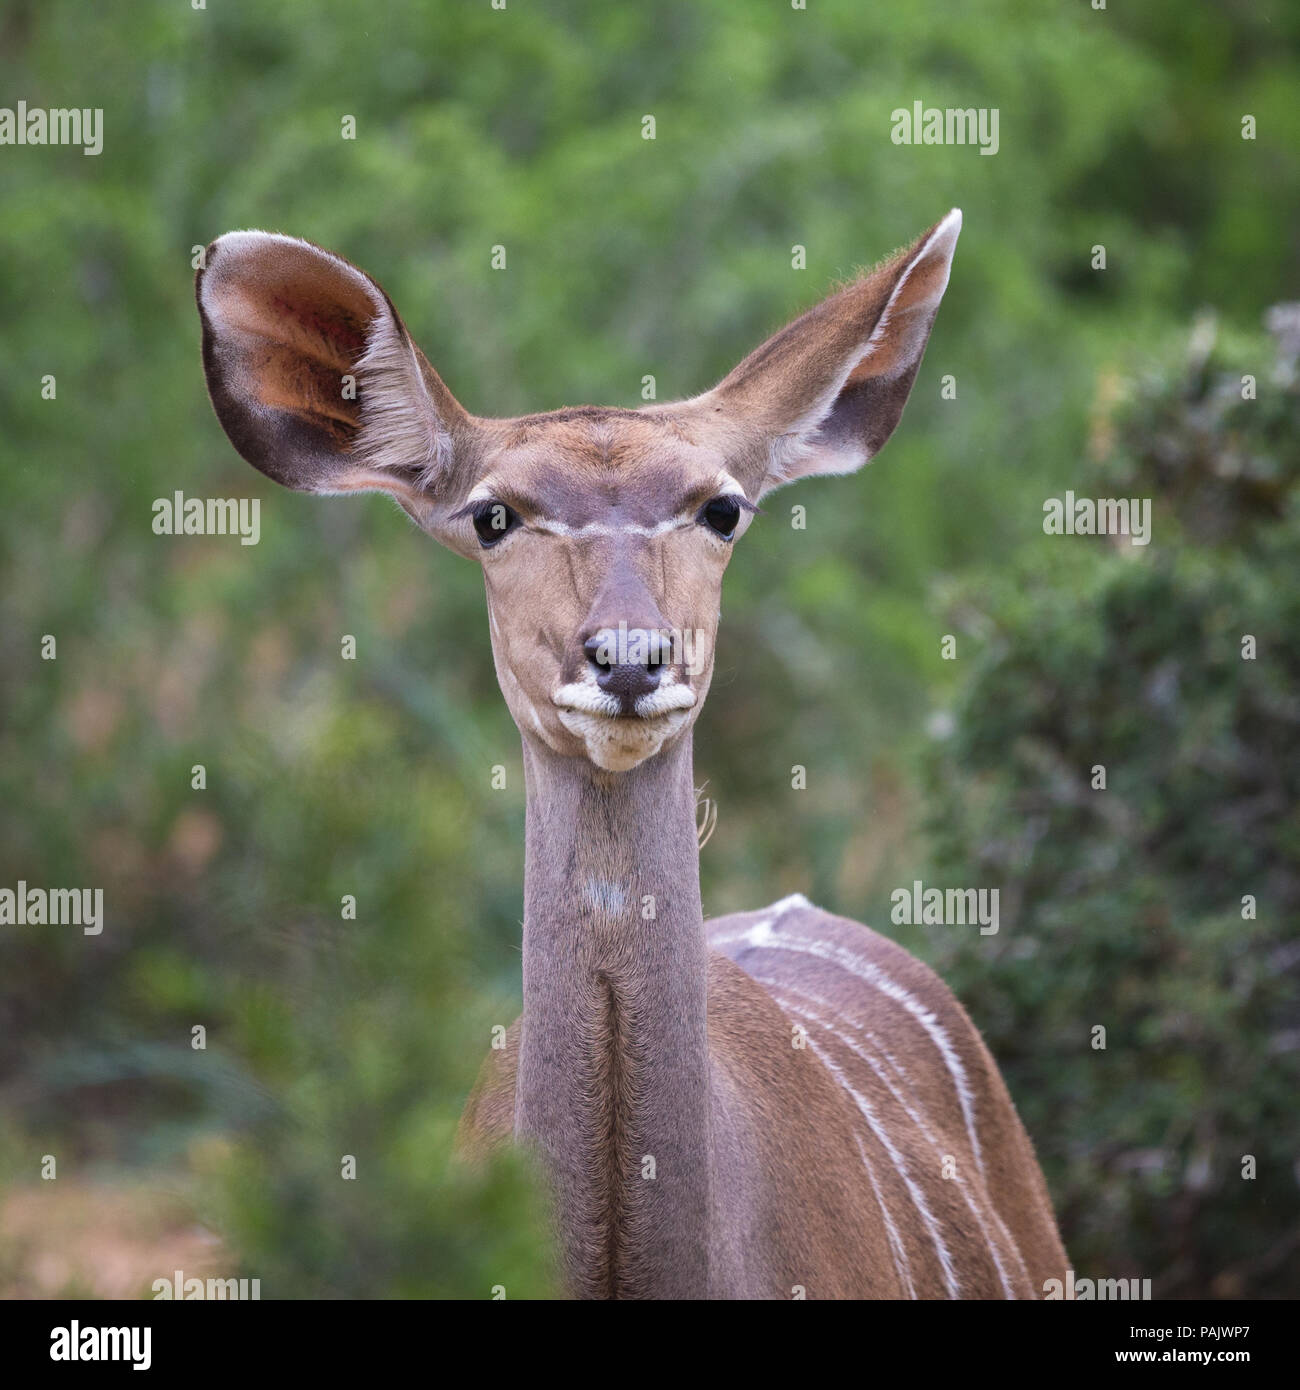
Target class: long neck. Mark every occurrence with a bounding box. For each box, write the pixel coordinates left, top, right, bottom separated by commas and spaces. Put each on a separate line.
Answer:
515, 734, 711, 1299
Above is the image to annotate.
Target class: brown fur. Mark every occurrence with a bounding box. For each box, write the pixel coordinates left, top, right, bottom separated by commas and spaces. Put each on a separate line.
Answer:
459, 896, 1067, 1298
197, 209, 1068, 1299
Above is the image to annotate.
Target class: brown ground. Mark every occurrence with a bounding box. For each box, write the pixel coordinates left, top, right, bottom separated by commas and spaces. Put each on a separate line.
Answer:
0, 1181, 227, 1300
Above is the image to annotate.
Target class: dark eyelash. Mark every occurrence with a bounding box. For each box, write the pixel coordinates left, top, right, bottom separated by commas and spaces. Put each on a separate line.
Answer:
448, 500, 491, 522
695, 496, 761, 522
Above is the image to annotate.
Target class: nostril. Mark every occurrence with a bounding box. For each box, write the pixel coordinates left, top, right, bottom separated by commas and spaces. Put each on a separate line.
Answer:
583, 633, 613, 672
584, 629, 663, 671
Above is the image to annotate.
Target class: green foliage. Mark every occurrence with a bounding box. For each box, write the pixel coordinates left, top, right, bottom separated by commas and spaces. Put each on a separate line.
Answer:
926, 318, 1300, 1298
1, 0, 1297, 1297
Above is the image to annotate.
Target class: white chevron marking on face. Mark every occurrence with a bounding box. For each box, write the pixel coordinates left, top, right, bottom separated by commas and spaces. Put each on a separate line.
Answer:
464, 470, 750, 539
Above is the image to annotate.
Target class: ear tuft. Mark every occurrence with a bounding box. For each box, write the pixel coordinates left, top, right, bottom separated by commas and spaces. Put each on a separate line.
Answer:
353, 310, 454, 492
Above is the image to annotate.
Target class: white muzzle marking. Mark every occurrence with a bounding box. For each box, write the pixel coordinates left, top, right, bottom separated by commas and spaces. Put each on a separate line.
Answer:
552, 677, 696, 771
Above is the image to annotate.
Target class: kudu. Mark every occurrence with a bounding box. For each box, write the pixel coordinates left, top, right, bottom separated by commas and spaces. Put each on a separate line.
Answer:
197, 210, 1068, 1299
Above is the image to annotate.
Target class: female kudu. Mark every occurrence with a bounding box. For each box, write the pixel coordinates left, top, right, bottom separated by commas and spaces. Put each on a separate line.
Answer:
196, 209, 1068, 1299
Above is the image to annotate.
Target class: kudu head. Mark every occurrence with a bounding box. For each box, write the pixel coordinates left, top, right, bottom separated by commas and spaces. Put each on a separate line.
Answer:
197, 211, 960, 772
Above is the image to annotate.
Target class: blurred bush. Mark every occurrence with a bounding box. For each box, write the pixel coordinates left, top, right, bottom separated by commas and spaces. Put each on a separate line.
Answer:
926, 312, 1300, 1298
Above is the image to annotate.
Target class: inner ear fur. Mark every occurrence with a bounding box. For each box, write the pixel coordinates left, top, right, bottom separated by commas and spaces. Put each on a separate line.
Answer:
684, 209, 962, 495
196, 231, 465, 499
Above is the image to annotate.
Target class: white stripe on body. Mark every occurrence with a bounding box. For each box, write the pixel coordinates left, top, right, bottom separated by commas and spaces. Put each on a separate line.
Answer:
760, 977, 1024, 1299
712, 909, 986, 1181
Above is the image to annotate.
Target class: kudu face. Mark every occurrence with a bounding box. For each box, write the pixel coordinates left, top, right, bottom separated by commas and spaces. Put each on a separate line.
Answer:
446, 410, 752, 770
197, 212, 960, 771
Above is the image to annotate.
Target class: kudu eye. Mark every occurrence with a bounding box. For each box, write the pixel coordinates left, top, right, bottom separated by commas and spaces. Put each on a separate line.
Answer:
699, 495, 741, 540
472, 501, 519, 547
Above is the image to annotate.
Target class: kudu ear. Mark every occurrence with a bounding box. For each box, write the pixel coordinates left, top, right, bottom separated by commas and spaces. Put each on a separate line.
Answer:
691, 210, 961, 497
196, 231, 471, 504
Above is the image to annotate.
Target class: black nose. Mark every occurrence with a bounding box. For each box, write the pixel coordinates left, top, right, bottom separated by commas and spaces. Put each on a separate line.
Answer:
584, 628, 664, 714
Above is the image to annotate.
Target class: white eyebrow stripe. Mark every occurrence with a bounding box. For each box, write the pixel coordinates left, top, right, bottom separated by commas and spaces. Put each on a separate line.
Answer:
464, 470, 749, 538
528, 517, 693, 539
